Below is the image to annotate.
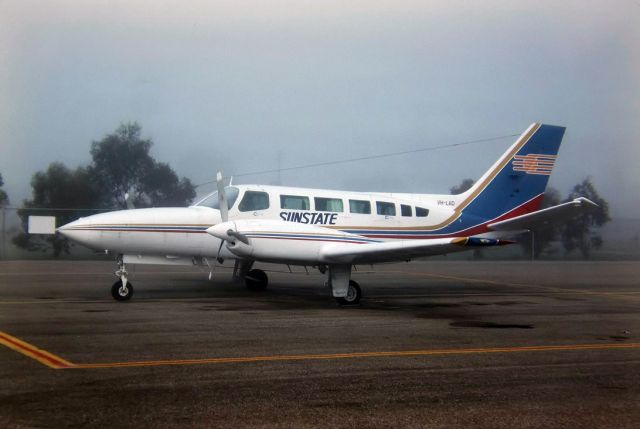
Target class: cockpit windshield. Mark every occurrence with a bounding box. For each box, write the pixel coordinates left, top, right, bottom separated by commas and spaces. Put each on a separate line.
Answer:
193, 186, 240, 209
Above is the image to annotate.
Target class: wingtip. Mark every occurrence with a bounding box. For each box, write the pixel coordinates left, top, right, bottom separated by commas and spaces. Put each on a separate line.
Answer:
573, 197, 599, 209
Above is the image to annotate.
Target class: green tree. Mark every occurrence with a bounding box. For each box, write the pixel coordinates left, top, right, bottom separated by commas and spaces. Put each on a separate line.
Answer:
89, 123, 195, 208
560, 178, 610, 258
519, 187, 561, 258
14, 122, 197, 257
0, 173, 8, 206
450, 178, 474, 194
12, 163, 103, 257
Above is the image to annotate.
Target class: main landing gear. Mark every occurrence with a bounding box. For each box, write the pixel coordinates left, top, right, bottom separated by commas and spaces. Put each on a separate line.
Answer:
237, 262, 362, 305
233, 260, 269, 291
327, 264, 362, 306
335, 280, 362, 306
245, 269, 268, 291
111, 256, 133, 301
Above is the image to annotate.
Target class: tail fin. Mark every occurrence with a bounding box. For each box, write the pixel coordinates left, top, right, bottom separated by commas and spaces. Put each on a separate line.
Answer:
458, 123, 565, 221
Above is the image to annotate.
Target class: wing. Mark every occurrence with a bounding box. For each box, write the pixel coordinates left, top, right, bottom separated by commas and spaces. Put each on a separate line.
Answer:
488, 197, 598, 232
207, 219, 505, 265
319, 236, 506, 264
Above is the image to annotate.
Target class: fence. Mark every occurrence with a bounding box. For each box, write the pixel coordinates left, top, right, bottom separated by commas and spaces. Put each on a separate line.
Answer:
0, 206, 112, 260
1, 206, 639, 261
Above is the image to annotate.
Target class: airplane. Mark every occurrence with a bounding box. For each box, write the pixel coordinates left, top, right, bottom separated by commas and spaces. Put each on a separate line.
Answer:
55, 123, 597, 304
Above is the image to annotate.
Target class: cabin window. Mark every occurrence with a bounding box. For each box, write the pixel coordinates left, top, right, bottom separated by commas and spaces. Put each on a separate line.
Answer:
280, 195, 310, 210
194, 187, 240, 209
315, 197, 343, 212
238, 191, 270, 212
376, 201, 396, 216
401, 204, 412, 217
349, 199, 371, 214
416, 207, 429, 217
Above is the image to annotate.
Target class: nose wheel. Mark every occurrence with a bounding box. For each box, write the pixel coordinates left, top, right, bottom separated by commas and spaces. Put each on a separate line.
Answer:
112, 255, 134, 301
111, 279, 134, 301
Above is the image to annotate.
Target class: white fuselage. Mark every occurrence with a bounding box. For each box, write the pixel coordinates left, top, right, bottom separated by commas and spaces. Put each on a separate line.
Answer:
58, 184, 463, 263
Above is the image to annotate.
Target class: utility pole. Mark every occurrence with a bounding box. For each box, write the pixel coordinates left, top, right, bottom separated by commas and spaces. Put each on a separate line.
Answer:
276, 151, 282, 186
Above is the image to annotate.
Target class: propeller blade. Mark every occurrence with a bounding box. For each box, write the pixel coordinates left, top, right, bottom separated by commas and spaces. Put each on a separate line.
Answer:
227, 229, 250, 245
216, 171, 228, 223
216, 239, 225, 263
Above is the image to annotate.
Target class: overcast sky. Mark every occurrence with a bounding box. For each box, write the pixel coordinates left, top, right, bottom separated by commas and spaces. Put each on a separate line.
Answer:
1, 0, 638, 215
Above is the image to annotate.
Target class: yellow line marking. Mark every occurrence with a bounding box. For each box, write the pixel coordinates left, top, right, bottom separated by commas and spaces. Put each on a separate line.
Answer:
0, 332, 74, 369
73, 343, 640, 369
380, 270, 640, 302
1, 330, 638, 370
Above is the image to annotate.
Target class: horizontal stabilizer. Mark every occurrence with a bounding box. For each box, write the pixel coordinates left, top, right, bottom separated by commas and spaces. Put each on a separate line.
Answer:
488, 197, 598, 232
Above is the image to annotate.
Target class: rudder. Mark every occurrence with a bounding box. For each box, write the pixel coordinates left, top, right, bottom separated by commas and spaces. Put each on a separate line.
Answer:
458, 123, 565, 222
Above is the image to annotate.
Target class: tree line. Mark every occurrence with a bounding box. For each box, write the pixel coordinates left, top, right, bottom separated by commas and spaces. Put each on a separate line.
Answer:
1, 124, 611, 259
11, 123, 196, 256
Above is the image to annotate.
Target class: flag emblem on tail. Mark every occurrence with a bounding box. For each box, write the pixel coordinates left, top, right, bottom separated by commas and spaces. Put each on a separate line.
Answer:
512, 154, 557, 175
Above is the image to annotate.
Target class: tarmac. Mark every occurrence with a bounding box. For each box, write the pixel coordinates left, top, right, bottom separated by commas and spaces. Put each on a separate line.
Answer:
0, 259, 639, 428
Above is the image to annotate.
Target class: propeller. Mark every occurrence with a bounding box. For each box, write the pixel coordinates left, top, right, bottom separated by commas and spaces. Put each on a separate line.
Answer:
215, 171, 228, 263
213, 171, 250, 261
216, 171, 228, 223
227, 229, 249, 245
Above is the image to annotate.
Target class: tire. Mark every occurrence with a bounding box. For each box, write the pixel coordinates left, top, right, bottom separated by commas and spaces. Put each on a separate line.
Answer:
111, 279, 134, 301
336, 280, 361, 306
245, 269, 268, 291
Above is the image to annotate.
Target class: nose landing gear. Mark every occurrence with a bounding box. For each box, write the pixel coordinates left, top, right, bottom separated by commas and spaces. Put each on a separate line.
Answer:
111, 279, 133, 301
112, 256, 133, 301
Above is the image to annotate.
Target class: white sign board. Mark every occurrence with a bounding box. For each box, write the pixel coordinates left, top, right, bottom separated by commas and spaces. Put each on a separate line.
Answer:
28, 216, 56, 234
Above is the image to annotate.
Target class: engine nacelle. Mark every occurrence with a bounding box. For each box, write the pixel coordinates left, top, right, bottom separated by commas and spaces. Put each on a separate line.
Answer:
207, 219, 363, 264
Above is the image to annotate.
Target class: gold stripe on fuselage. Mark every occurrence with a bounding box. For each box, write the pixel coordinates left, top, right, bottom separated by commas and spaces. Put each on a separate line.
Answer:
327, 123, 541, 232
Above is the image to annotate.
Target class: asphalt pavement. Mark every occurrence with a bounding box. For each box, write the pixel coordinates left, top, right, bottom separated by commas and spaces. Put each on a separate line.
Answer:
0, 260, 639, 428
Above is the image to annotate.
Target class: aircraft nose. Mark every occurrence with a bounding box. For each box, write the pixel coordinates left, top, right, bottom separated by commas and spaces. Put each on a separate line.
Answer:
57, 218, 82, 237
56, 217, 95, 245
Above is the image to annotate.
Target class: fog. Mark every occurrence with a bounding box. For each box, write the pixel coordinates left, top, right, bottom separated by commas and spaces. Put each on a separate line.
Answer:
1, 0, 638, 214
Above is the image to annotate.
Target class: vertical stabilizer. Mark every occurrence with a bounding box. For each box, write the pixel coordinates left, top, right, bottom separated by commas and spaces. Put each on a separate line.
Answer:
457, 123, 565, 222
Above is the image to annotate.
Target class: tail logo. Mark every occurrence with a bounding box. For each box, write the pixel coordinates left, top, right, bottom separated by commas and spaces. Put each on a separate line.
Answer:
512, 154, 557, 176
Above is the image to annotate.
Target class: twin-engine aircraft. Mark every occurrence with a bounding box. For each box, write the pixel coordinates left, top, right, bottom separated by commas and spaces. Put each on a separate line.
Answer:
57, 123, 596, 304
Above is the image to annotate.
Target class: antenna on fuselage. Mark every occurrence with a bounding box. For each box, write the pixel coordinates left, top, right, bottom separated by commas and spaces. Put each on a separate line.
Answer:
124, 192, 135, 210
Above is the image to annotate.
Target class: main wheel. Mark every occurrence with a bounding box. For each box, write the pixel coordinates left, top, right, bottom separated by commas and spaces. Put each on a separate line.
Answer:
245, 269, 268, 291
336, 280, 361, 305
111, 279, 134, 301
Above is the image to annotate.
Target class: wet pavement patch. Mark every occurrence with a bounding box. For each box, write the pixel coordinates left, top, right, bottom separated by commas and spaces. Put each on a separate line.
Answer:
494, 301, 529, 306
449, 320, 534, 329
609, 335, 630, 341
418, 303, 461, 309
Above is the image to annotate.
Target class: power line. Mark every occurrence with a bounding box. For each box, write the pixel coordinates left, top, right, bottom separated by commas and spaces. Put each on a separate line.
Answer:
3, 207, 112, 212
196, 132, 519, 187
